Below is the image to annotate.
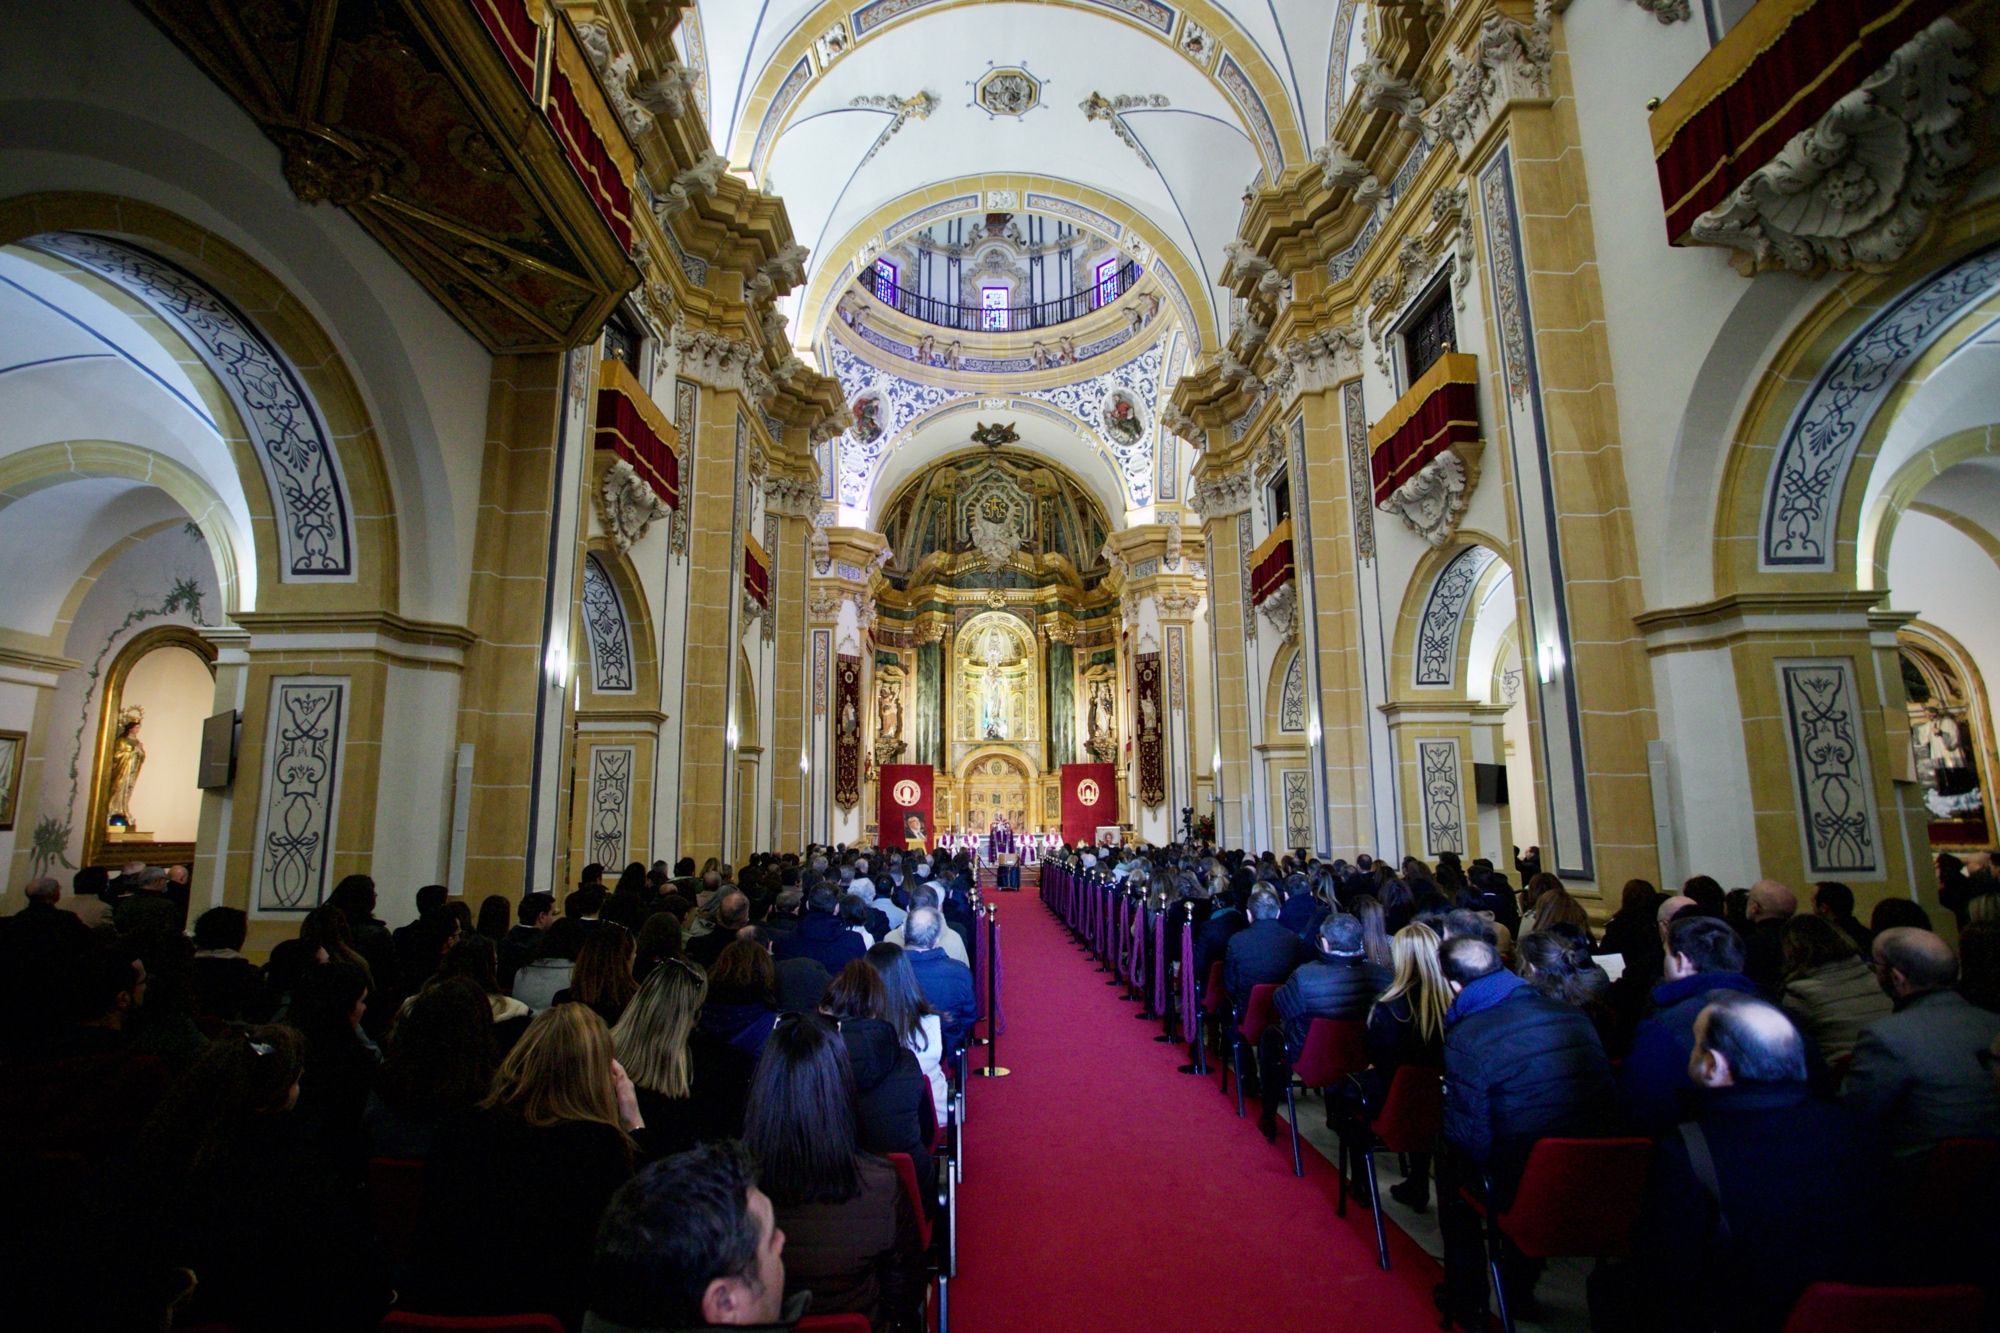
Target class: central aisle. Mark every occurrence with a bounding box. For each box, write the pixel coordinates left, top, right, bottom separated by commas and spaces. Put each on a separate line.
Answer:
950, 897, 1443, 1331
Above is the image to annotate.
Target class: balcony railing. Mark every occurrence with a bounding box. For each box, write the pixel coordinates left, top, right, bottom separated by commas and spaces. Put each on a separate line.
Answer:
860, 259, 1143, 334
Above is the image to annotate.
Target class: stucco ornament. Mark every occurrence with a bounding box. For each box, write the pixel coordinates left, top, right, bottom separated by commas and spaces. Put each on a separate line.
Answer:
1080, 91, 1171, 167
1424, 0, 1555, 165
1627, 0, 1691, 21
653, 152, 730, 217
1258, 581, 1300, 640
597, 459, 672, 552
1687, 18, 1979, 276
1313, 140, 1387, 211
970, 511, 1024, 571
1382, 451, 1473, 548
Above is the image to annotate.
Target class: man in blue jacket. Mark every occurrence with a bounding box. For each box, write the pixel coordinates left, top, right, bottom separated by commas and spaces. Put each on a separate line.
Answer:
770, 884, 864, 975
1437, 935, 1614, 1323
1622, 915, 1759, 1135
905, 906, 979, 1058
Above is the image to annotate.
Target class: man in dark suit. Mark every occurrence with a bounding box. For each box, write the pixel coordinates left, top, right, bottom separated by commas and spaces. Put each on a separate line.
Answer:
771, 884, 864, 976
904, 907, 978, 1057
1627, 993, 1883, 1330
1843, 926, 2000, 1158
1256, 911, 1386, 1139
1222, 889, 1313, 1098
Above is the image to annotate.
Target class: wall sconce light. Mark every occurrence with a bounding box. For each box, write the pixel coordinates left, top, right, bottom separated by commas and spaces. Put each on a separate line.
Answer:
545, 643, 568, 689
1307, 719, 1322, 747
1211, 748, 1222, 775
727, 722, 740, 750
800, 751, 811, 773
1537, 641, 1565, 684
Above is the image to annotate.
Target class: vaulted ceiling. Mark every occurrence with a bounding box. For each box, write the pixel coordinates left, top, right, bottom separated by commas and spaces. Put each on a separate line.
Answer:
687, 0, 1360, 349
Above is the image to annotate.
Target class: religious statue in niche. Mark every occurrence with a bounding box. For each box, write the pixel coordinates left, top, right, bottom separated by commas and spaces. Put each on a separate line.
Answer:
1139, 689, 1160, 738
1102, 390, 1143, 446
978, 630, 1011, 739
105, 705, 146, 830
955, 616, 1034, 746
1085, 678, 1118, 763
839, 691, 859, 740
878, 679, 903, 741
851, 394, 883, 444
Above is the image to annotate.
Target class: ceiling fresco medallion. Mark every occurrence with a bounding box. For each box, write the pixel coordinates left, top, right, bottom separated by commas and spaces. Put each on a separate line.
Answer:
973, 65, 1043, 119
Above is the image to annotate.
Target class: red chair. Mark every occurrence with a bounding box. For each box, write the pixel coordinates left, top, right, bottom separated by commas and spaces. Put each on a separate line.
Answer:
1467, 1137, 1652, 1333
1280, 1018, 1369, 1180
1341, 1065, 1444, 1268
1194, 961, 1226, 1077
366, 1157, 427, 1269
1228, 984, 1282, 1118
1913, 1136, 2000, 1218
379, 1315, 563, 1332
887, 1152, 946, 1332
1780, 1283, 1983, 1333
797, 1317, 874, 1333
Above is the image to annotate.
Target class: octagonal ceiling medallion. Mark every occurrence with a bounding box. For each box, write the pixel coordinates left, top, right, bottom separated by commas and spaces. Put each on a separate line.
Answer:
973, 64, 1043, 119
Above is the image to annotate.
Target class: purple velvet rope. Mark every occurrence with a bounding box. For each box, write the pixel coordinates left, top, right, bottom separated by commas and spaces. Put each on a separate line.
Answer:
992, 910, 1006, 1036
1181, 919, 1198, 1044
1153, 908, 1166, 1010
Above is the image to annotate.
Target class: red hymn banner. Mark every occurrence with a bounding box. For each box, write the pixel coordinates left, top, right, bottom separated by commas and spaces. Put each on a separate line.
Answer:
879, 764, 935, 852
1060, 763, 1118, 848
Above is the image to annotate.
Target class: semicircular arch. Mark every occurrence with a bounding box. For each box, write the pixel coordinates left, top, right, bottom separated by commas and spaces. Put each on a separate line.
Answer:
0, 193, 407, 618
732, 0, 1302, 185
1389, 529, 1512, 700
799, 175, 1218, 350
1709, 201, 2000, 598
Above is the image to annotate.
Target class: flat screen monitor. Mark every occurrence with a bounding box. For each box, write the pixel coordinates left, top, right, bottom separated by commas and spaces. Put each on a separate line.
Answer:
198, 710, 238, 789
1473, 762, 1508, 806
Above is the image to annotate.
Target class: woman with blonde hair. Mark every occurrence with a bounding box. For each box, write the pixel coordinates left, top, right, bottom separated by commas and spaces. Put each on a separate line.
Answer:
416, 1004, 644, 1327
1358, 922, 1450, 1211
613, 957, 748, 1153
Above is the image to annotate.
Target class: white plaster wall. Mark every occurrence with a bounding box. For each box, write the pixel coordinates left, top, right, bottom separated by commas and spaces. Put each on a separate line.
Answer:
1649, 645, 1761, 889
32, 526, 223, 877
0, 0, 492, 625
1888, 512, 2000, 700
0, 679, 44, 901
1560, 0, 1850, 607
370, 662, 462, 923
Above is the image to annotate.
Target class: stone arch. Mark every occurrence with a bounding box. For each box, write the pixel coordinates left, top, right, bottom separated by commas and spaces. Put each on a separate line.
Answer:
1389, 530, 1512, 699
1266, 642, 1306, 737
0, 440, 245, 619
578, 545, 660, 702
734, 0, 1303, 184
1863, 425, 2000, 590
0, 193, 410, 617
799, 176, 1219, 349
1708, 200, 2000, 598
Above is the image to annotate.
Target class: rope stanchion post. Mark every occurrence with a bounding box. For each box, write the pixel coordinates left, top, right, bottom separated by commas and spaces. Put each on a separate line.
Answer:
975, 902, 1010, 1078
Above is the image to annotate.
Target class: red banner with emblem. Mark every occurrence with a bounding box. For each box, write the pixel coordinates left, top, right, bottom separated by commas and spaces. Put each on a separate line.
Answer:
1060, 763, 1117, 849
879, 763, 935, 853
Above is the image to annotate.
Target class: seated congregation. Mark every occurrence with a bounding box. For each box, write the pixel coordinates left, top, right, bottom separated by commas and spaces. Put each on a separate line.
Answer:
3, 840, 1998, 1331
1053, 846, 2000, 1331
0, 852, 981, 1332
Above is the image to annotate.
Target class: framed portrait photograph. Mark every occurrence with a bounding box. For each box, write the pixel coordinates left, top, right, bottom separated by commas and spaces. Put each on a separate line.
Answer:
0, 729, 23, 832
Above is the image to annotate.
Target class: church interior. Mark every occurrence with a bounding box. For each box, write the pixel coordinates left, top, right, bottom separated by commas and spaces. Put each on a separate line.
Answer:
3, 0, 1999, 1328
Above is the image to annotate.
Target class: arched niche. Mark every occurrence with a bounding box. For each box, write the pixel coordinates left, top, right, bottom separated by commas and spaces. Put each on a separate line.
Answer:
87, 624, 217, 868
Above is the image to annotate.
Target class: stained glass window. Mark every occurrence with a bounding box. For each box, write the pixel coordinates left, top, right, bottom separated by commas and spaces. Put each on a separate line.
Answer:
981, 285, 1008, 331
874, 259, 900, 304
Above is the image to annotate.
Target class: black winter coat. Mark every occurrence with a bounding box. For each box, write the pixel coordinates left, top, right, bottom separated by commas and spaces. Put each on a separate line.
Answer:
1274, 955, 1388, 1057
841, 1016, 933, 1199
1191, 908, 1245, 995
1443, 970, 1615, 1198
1223, 920, 1313, 1005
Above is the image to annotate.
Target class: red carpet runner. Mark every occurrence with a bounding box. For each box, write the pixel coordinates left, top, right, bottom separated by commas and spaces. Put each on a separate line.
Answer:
950, 896, 1444, 1330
